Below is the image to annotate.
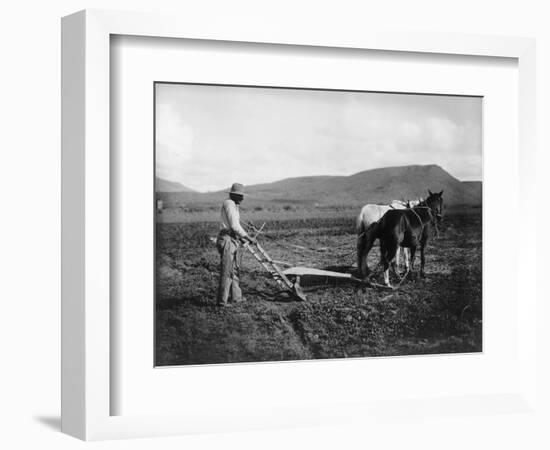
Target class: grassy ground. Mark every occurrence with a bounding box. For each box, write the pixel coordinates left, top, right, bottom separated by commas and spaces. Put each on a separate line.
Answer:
155, 207, 482, 366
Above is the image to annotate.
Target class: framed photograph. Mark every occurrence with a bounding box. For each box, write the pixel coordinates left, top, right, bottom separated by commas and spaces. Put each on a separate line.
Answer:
62, 9, 537, 440
153, 81, 481, 367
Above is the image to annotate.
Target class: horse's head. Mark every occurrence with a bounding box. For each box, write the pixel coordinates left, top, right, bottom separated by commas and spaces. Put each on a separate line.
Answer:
425, 189, 444, 224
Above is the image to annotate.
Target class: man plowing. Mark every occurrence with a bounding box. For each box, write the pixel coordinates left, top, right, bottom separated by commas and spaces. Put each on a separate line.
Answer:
216, 183, 256, 306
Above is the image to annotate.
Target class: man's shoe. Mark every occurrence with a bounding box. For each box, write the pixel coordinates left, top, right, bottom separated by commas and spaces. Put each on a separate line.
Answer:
232, 297, 247, 304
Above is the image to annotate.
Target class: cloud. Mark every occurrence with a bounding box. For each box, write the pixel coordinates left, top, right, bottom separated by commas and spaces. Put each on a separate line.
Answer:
425, 117, 460, 151
155, 104, 194, 184
155, 85, 482, 191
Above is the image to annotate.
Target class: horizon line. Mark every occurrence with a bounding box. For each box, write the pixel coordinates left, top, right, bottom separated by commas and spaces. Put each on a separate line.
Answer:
157, 163, 482, 194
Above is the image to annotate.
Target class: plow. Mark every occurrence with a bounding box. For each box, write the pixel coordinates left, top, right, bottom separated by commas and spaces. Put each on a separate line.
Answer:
242, 222, 392, 302
242, 239, 308, 301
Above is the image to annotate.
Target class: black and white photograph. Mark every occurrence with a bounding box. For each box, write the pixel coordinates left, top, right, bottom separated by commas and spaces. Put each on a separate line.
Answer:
154, 82, 482, 366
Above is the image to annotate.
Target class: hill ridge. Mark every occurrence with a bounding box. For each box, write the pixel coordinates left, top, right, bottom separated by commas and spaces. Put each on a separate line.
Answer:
156, 177, 197, 193
157, 164, 482, 207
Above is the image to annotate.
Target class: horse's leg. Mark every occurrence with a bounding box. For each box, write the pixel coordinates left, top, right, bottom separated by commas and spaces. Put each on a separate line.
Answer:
397, 247, 411, 282
390, 246, 398, 275
360, 224, 377, 279
420, 242, 426, 278
382, 237, 398, 287
356, 231, 366, 278
381, 243, 391, 287
403, 247, 410, 271
418, 227, 430, 278
409, 245, 417, 275
396, 247, 410, 274
383, 267, 391, 286
395, 246, 401, 271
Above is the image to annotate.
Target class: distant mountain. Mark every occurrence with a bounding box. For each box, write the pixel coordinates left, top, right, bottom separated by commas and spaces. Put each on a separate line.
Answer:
158, 165, 482, 208
156, 177, 196, 193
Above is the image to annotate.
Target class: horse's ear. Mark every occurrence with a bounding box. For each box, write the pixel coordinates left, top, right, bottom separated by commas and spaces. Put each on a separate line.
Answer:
439, 190, 444, 196
428, 189, 433, 196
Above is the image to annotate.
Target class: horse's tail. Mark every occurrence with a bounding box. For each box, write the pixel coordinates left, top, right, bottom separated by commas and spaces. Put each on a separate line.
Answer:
356, 217, 366, 277
356, 211, 365, 234
357, 220, 379, 278
364, 221, 379, 251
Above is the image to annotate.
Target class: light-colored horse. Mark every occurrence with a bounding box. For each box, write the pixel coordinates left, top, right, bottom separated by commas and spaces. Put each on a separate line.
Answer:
356, 198, 422, 277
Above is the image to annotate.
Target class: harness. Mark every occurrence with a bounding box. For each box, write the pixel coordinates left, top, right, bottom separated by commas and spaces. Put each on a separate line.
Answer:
407, 207, 425, 242
409, 207, 423, 228
409, 206, 439, 238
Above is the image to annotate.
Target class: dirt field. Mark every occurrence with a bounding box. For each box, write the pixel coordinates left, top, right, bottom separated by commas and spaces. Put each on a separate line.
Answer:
155, 206, 482, 366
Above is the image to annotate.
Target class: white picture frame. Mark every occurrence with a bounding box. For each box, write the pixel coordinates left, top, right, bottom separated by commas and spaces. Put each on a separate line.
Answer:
61, 9, 537, 441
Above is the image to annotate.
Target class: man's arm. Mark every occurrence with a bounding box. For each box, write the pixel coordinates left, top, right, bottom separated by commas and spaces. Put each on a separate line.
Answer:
223, 200, 250, 240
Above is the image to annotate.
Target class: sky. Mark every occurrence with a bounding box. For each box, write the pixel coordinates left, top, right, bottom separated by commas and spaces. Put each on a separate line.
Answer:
155, 83, 482, 192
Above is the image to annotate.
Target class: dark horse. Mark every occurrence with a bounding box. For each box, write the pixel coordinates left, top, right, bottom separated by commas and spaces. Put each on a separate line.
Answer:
358, 190, 444, 287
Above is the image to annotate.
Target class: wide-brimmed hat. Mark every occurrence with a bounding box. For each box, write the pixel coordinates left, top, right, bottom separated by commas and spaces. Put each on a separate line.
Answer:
226, 182, 245, 196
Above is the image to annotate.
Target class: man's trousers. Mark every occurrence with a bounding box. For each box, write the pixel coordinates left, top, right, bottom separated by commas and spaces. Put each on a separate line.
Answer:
216, 233, 243, 304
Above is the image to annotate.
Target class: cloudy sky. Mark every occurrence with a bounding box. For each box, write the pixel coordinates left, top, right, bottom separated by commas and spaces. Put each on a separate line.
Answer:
155, 83, 482, 192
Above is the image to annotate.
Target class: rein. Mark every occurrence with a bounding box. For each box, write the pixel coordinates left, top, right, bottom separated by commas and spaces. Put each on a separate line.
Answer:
410, 206, 439, 238
410, 207, 424, 228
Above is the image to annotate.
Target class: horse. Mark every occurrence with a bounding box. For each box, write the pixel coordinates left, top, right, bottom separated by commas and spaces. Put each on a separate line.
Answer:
356, 198, 423, 278
365, 190, 444, 287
